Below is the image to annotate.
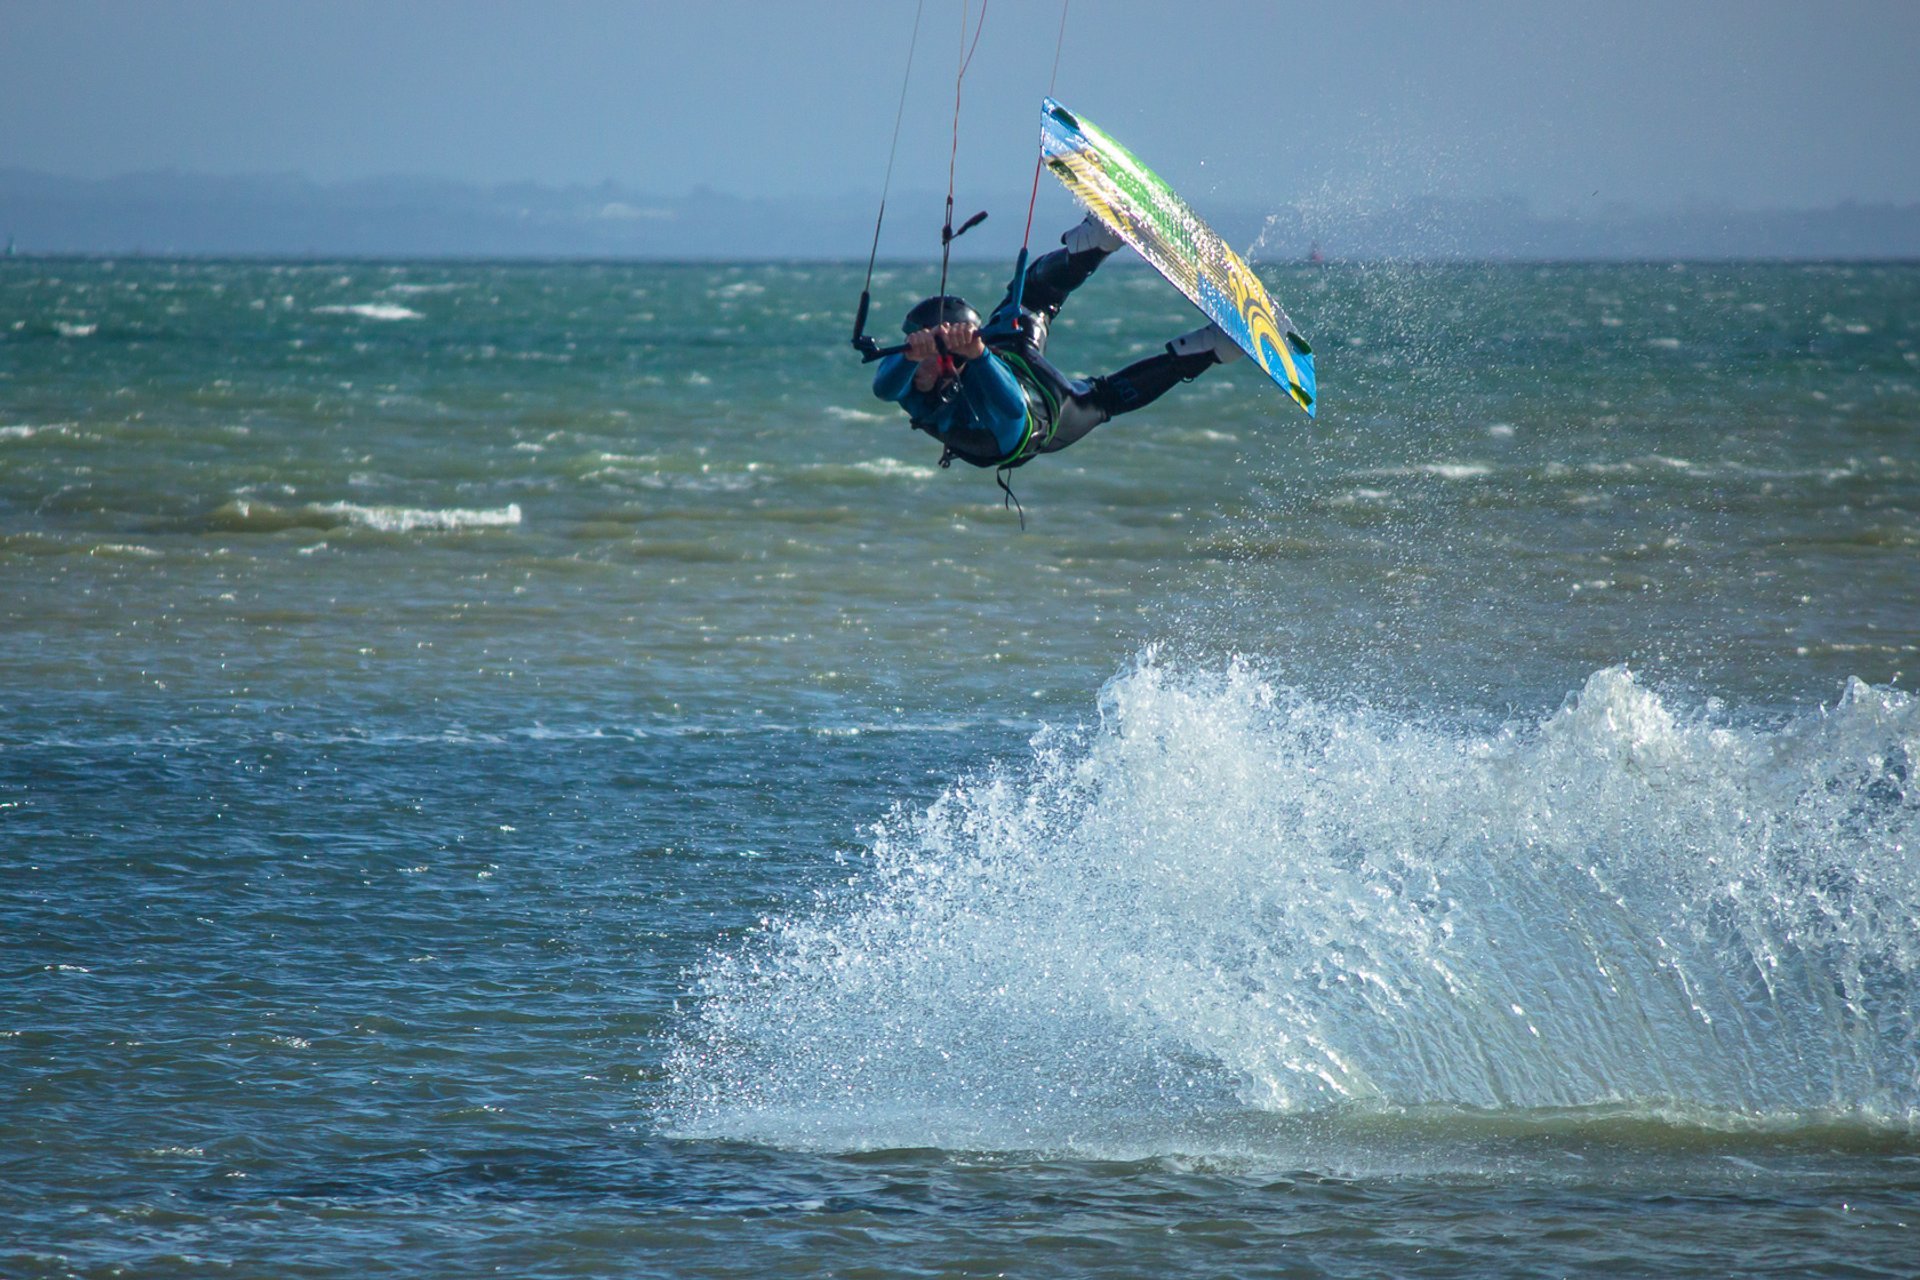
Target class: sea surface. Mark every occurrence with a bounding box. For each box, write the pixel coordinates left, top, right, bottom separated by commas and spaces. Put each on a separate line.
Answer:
3, 255, 1919, 1278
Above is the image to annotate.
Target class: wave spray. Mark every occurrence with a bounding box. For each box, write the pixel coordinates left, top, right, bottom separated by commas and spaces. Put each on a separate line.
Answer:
664, 659, 1920, 1158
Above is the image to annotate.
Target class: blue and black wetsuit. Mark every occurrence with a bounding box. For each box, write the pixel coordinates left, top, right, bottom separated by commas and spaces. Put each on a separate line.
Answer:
873, 243, 1219, 469
870, 334, 1034, 468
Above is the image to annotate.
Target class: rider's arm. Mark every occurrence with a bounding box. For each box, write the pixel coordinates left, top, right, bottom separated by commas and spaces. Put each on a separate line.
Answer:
872, 352, 917, 403
956, 353, 1029, 455
876, 326, 965, 404
874, 354, 948, 426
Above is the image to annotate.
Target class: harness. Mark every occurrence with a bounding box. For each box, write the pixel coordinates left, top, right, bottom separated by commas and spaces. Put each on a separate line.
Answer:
913, 347, 1063, 472
908, 346, 1069, 529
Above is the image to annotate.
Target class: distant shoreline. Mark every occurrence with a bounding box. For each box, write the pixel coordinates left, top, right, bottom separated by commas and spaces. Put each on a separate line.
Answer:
7, 170, 1920, 262
6, 252, 1920, 267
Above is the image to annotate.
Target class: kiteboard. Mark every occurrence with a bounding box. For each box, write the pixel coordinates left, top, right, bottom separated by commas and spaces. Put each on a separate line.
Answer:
1039, 98, 1316, 416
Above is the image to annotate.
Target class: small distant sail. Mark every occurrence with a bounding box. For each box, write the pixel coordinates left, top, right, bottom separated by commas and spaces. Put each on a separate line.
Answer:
1039, 98, 1316, 416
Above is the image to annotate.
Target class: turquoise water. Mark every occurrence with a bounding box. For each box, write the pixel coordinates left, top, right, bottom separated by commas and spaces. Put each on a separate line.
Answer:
4, 257, 1919, 1277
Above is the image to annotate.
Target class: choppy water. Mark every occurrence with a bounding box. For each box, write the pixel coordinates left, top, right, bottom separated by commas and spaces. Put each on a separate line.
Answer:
4, 257, 1919, 1277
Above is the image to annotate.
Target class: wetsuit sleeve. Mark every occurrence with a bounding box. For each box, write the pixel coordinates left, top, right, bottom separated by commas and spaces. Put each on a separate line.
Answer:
872, 353, 917, 404
874, 354, 945, 423
956, 354, 1030, 456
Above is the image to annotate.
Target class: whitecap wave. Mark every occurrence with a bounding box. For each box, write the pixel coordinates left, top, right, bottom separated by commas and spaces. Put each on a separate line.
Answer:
806, 458, 938, 481
212, 499, 522, 533
849, 458, 937, 479
311, 303, 424, 322
308, 500, 522, 532
1361, 462, 1494, 482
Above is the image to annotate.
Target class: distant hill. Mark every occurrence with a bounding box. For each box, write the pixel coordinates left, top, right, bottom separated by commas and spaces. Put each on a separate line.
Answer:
4, 169, 1919, 261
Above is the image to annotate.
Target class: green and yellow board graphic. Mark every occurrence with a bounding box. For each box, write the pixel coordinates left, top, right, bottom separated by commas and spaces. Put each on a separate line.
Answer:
1039, 98, 1316, 416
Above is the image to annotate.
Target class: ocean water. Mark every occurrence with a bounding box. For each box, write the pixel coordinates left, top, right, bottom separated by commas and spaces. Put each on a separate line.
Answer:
3, 256, 1918, 1278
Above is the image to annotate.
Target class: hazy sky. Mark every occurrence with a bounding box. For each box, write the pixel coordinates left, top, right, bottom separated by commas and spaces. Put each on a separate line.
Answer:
6, 0, 1918, 213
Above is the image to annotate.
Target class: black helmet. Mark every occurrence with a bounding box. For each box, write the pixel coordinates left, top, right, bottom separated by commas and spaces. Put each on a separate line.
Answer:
902, 295, 980, 333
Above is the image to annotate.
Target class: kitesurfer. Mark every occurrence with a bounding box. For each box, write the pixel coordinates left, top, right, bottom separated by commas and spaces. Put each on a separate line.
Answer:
872, 214, 1242, 471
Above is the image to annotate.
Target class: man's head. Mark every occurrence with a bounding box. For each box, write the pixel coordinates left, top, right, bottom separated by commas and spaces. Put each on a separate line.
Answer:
902, 295, 981, 334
